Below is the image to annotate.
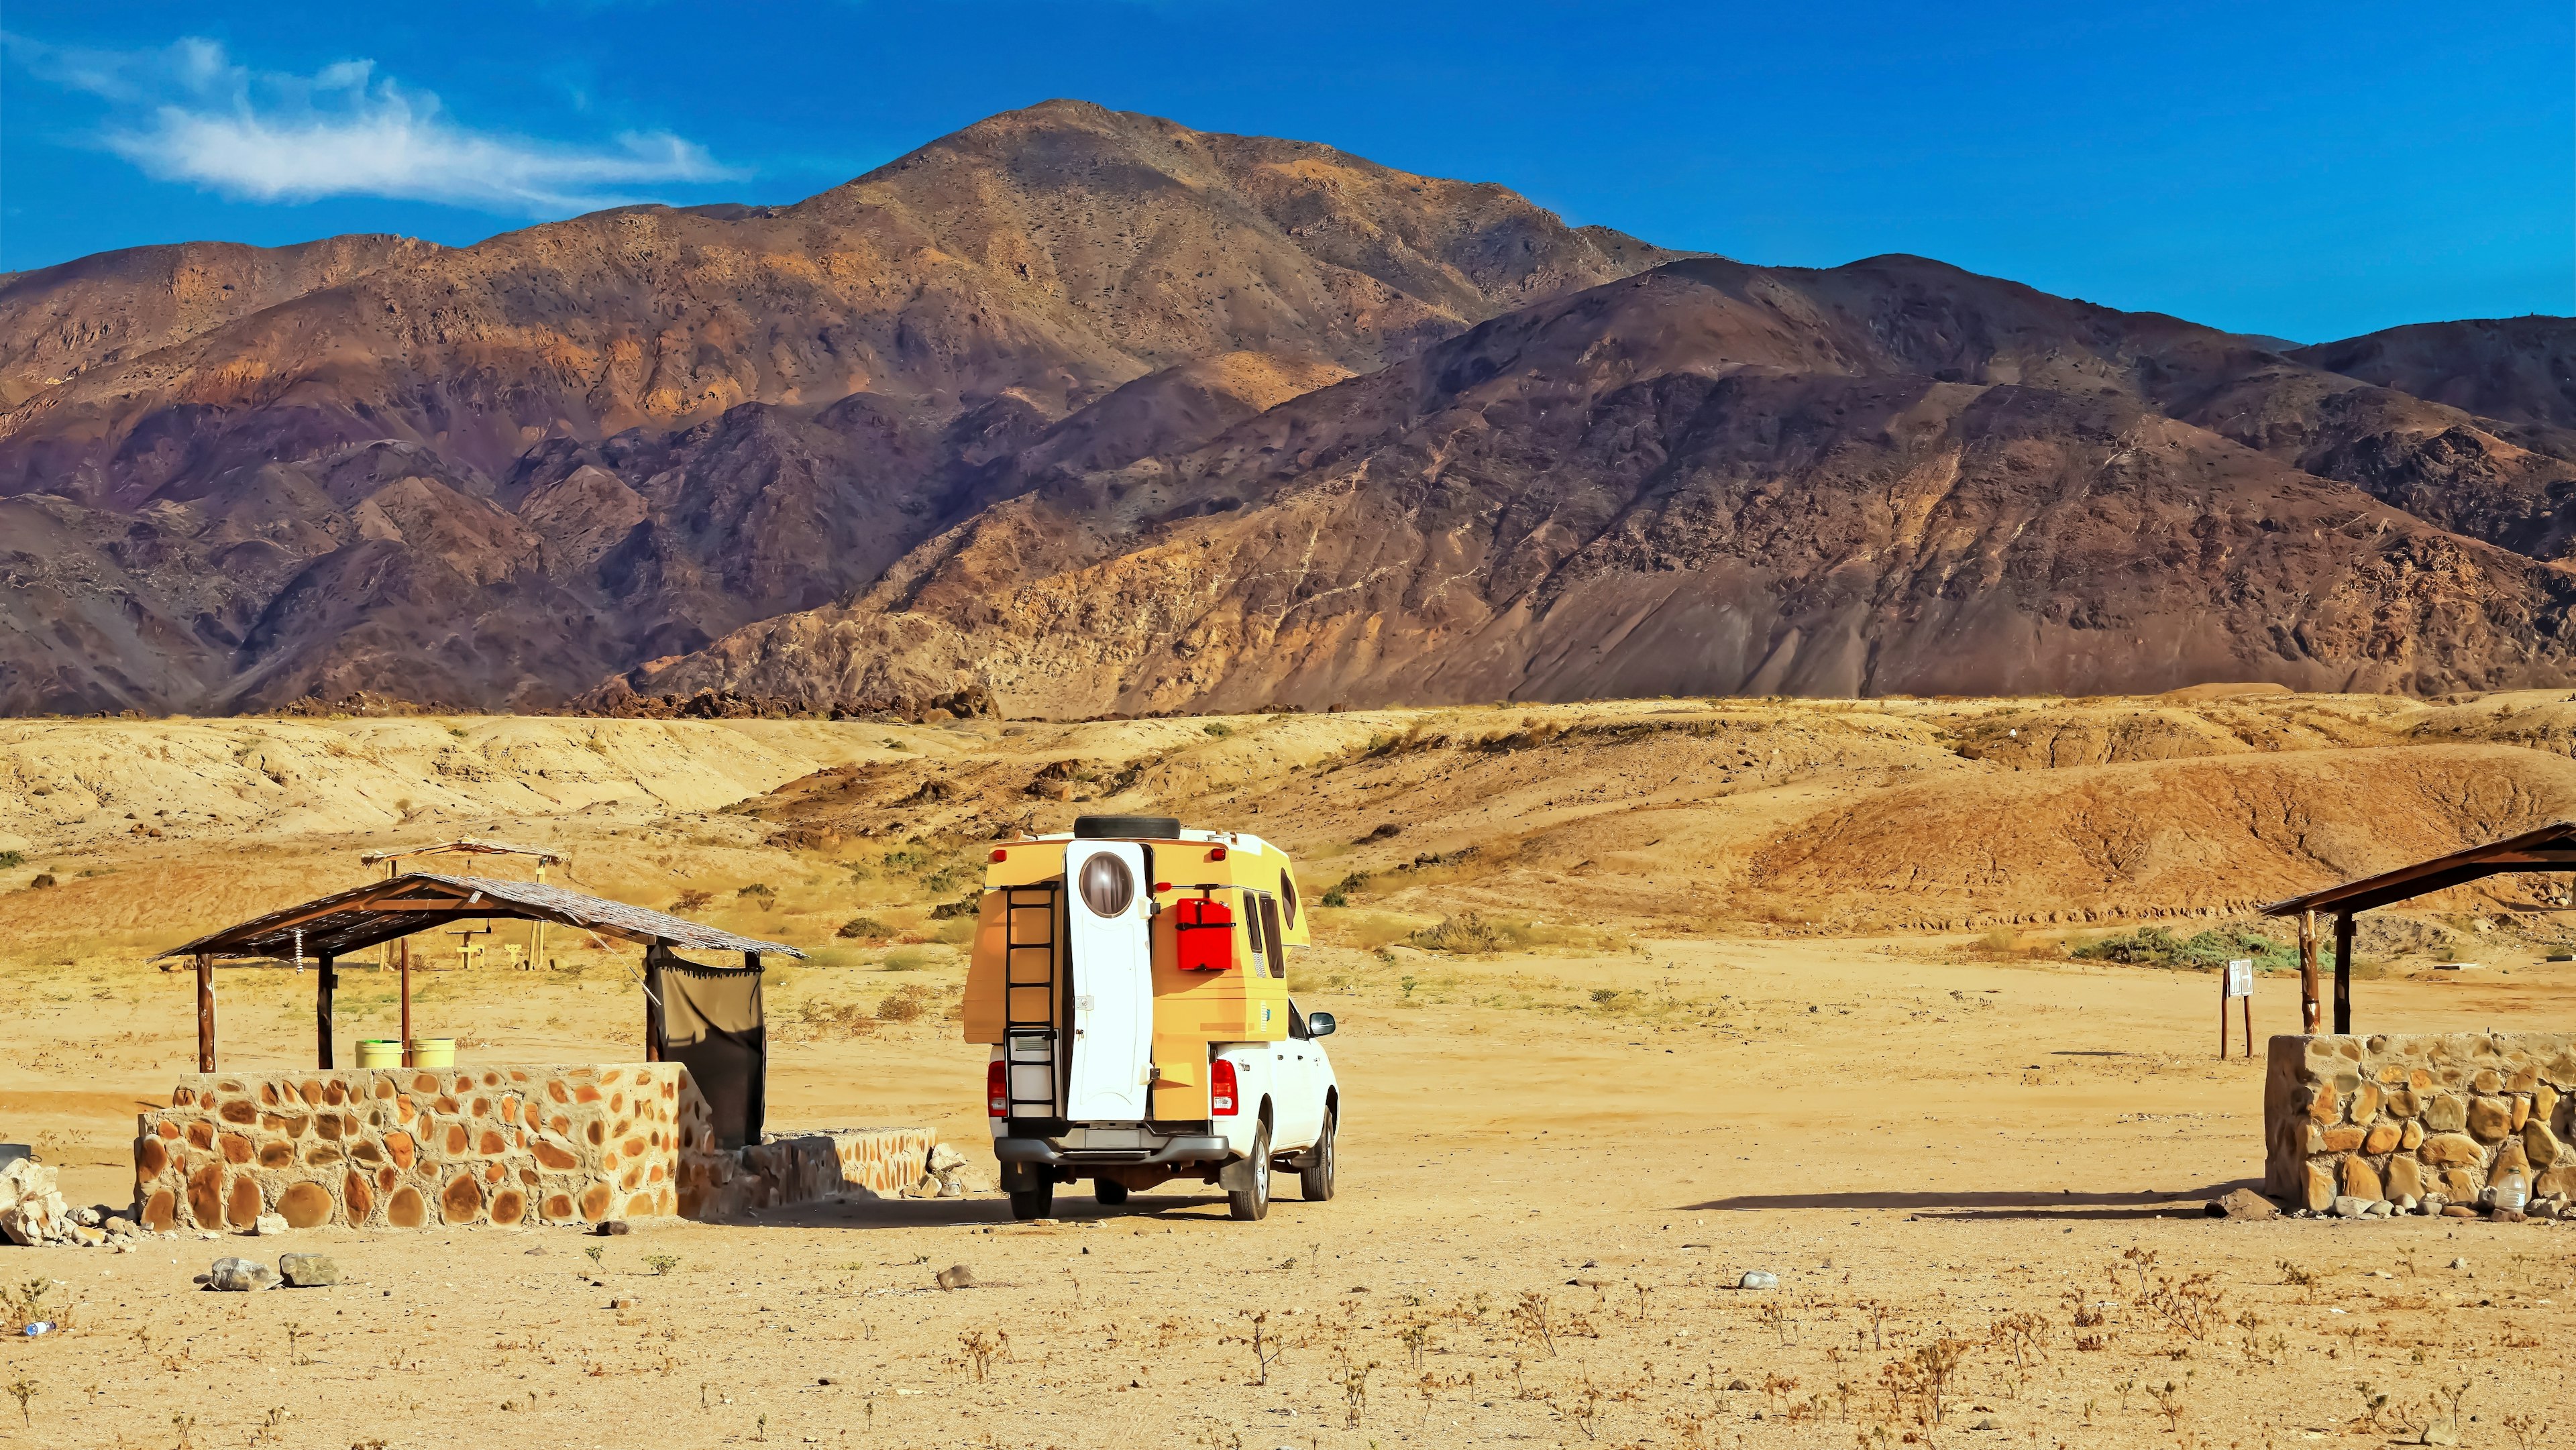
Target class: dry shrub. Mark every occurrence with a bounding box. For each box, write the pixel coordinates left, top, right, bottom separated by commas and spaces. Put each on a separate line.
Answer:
836, 915, 894, 940
669, 889, 713, 913
796, 999, 879, 1038
1409, 911, 1512, 954
874, 985, 936, 1023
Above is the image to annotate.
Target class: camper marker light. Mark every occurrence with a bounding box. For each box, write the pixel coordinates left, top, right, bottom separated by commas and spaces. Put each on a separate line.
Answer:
989, 848, 1008, 862
987, 1060, 1007, 1117
1206, 846, 1228, 861
1210, 1058, 1239, 1115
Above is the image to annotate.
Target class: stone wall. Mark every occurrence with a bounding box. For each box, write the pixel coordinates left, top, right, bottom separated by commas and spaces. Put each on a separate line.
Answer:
134, 1065, 945, 1232
133, 1064, 686, 1232
678, 1125, 941, 1219
2265, 1034, 2575, 1213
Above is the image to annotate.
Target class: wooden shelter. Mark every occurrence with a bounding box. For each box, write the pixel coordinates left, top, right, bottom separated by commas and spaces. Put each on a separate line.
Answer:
160, 873, 804, 1073
2262, 820, 2576, 1034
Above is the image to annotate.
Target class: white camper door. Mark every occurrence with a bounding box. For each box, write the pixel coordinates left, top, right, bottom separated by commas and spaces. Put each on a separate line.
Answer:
1065, 841, 1154, 1121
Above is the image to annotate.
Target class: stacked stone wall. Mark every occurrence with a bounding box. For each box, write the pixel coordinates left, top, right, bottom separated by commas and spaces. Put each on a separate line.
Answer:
678, 1127, 938, 1218
2264, 1033, 2576, 1212
132, 1064, 684, 1232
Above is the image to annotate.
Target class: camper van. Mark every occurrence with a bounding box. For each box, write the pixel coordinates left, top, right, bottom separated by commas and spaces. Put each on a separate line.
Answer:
963, 814, 1340, 1221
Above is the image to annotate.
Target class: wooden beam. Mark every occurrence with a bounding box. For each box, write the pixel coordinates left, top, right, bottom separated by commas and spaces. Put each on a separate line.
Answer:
398, 936, 413, 1069
317, 952, 336, 1068
195, 952, 215, 1072
2298, 909, 2320, 1034
2332, 911, 2355, 1035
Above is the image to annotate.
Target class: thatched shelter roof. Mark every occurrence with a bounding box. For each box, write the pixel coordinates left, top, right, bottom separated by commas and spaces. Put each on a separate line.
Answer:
161, 873, 804, 961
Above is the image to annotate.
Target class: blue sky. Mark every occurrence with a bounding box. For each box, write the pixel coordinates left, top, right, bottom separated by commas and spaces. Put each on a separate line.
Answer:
5, 1, 2569, 343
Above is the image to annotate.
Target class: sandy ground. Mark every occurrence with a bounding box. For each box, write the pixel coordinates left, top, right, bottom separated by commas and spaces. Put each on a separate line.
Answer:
3, 937, 2571, 1449
0, 698, 2571, 1448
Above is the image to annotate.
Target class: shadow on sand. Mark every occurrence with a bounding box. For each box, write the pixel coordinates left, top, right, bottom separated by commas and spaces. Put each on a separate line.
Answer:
1676, 1181, 2261, 1222
713, 1190, 1250, 1231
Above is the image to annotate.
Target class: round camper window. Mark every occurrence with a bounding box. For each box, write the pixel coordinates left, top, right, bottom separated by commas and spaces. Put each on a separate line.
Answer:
1078, 852, 1135, 918
1279, 869, 1299, 929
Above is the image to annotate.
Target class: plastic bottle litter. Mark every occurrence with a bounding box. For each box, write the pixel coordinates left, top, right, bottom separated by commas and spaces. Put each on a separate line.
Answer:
22, 1321, 53, 1337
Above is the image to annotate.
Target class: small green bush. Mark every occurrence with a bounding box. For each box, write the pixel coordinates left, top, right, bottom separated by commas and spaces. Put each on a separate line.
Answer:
1202, 722, 1234, 738
2071, 926, 2295, 972
0, 850, 21, 870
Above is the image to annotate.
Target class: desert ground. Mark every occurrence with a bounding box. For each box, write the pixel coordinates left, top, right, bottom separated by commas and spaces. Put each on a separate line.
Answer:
0, 691, 2571, 1449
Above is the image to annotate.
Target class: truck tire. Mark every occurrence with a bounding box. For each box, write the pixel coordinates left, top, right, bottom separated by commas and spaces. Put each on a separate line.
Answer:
1008, 1182, 1054, 1221
1228, 1122, 1273, 1221
1093, 1178, 1129, 1206
1299, 1106, 1336, 1202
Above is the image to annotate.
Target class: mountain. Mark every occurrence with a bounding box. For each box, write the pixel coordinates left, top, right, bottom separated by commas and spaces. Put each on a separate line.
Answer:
0, 233, 441, 409
2296, 317, 2576, 431
0, 101, 1671, 714
617, 256, 2576, 712
5, 101, 2574, 718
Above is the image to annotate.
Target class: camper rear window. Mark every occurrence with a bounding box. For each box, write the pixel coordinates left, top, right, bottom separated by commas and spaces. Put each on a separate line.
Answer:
1242, 889, 1267, 972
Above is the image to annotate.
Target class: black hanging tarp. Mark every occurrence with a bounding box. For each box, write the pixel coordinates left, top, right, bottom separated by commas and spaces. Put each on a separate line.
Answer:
650, 946, 766, 1150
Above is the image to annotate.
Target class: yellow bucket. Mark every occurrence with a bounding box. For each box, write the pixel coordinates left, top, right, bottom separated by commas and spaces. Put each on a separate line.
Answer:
408, 1038, 455, 1069
355, 1040, 402, 1069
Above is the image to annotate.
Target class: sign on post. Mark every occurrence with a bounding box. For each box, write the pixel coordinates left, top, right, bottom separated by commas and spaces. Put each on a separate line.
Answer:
2220, 958, 2255, 1059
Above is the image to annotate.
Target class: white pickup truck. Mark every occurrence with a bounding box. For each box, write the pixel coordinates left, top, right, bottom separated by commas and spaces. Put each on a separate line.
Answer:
963, 816, 1342, 1221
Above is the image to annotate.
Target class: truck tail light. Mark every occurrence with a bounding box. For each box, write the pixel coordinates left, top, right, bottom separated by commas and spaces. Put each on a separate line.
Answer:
987, 1059, 1007, 1117
1210, 1058, 1238, 1116
1206, 846, 1228, 861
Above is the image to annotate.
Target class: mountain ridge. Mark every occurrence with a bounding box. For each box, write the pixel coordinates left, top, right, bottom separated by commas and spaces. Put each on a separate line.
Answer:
2, 103, 2571, 717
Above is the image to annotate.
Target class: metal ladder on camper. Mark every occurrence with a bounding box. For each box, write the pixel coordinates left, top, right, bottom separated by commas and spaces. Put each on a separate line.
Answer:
1001, 885, 1063, 1120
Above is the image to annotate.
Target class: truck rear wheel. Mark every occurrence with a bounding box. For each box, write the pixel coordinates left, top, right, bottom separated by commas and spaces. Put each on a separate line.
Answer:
1093, 1178, 1129, 1205
1299, 1107, 1336, 1201
1228, 1122, 1273, 1221
1008, 1182, 1054, 1221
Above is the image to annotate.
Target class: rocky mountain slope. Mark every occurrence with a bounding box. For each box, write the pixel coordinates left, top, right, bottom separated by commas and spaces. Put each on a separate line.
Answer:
4, 101, 2573, 716
2296, 317, 2576, 431
0, 101, 1668, 714
624, 256, 2576, 711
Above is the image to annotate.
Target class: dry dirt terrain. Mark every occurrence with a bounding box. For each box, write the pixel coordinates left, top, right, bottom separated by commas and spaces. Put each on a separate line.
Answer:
0, 691, 2571, 1448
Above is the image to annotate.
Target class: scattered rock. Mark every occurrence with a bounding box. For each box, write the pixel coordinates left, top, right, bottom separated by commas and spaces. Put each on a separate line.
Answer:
1971, 1417, 1999, 1431
278, 1253, 339, 1288
2492, 1207, 2527, 1223
1725, 1378, 1752, 1392
208, 1256, 280, 1292
926, 1143, 968, 1175
2330, 1195, 2373, 1219
1737, 1270, 1778, 1290
2449, 1258, 2471, 1270
2207, 1188, 2277, 1220
936, 1264, 978, 1291
251, 1213, 289, 1237
596, 1220, 630, 1237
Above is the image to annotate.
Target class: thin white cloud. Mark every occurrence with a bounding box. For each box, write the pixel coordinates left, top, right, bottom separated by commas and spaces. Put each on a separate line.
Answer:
6, 34, 737, 214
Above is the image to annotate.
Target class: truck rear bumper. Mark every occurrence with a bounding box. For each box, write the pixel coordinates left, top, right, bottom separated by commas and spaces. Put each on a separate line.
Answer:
991, 1133, 1232, 1169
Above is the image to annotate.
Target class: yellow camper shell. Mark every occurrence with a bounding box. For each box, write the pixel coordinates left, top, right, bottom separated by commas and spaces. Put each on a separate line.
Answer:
962, 826, 1307, 1121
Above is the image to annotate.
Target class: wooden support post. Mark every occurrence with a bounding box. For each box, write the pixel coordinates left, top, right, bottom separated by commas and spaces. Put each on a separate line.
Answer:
317, 952, 336, 1069
643, 947, 665, 1062
398, 936, 413, 1068
2242, 993, 2254, 1060
2332, 911, 2355, 1035
195, 952, 215, 1072
2298, 909, 2320, 1034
